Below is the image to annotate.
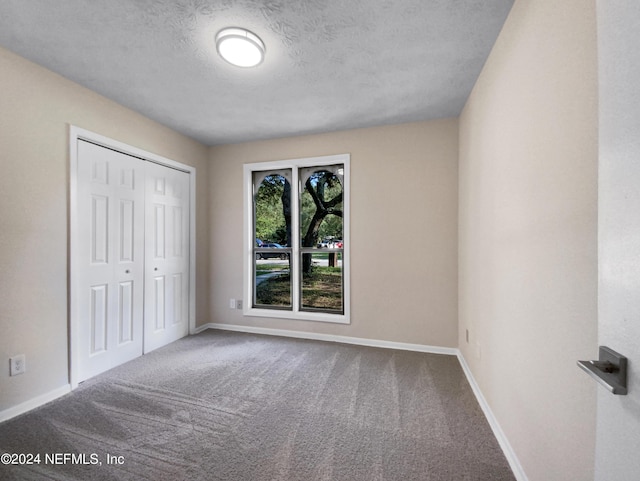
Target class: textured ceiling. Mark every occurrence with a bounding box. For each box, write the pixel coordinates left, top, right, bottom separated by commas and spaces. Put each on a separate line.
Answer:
0, 0, 514, 146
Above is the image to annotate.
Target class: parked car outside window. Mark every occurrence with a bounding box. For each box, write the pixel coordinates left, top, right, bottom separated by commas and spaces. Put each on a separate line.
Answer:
256, 242, 288, 260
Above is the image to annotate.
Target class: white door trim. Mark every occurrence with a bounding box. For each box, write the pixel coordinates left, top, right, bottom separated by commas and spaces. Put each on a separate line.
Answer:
69, 125, 197, 389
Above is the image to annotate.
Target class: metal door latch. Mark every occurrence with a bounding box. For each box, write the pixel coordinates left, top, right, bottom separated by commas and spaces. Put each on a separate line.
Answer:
577, 346, 628, 395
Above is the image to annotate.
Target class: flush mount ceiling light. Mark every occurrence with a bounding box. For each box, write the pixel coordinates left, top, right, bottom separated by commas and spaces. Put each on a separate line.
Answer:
216, 27, 265, 68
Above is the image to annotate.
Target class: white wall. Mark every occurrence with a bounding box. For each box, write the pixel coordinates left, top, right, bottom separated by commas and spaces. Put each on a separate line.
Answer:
595, 1, 640, 479
0, 46, 210, 414
458, 0, 598, 479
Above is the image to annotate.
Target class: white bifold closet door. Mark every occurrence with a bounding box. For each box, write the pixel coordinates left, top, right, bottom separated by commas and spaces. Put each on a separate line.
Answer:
77, 141, 145, 382
143, 161, 190, 353
76, 140, 190, 383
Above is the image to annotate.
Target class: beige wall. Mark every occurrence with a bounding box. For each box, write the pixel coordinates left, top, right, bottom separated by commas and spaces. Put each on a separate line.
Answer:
458, 1, 598, 480
0, 46, 210, 411
209, 119, 459, 346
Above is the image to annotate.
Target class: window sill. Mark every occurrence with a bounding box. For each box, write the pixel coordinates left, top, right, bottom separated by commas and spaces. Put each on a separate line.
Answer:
243, 306, 350, 325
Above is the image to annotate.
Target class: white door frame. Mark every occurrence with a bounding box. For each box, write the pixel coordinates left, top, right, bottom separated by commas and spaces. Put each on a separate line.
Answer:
69, 125, 197, 389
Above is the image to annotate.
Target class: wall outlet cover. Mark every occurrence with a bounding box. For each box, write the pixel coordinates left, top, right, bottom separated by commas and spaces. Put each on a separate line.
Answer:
10, 354, 26, 376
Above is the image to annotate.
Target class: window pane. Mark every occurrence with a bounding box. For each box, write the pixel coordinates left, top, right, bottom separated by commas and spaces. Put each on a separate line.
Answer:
254, 172, 291, 247
299, 167, 343, 250
299, 165, 344, 313
255, 253, 292, 308
301, 251, 343, 313
253, 171, 292, 309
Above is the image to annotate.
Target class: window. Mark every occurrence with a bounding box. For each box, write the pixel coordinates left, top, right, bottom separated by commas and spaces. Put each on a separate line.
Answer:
244, 154, 350, 324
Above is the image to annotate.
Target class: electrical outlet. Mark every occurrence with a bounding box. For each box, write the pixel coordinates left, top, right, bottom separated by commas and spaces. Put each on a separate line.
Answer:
465, 329, 469, 343
236, 300, 243, 310
10, 354, 26, 376
229, 298, 236, 309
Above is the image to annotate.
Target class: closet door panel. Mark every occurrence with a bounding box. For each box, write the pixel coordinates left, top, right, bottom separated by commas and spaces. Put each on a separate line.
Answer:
144, 162, 190, 353
77, 140, 145, 382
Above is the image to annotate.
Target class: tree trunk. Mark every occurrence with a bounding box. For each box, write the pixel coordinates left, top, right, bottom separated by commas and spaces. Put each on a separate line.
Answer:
281, 180, 292, 247
302, 210, 324, 273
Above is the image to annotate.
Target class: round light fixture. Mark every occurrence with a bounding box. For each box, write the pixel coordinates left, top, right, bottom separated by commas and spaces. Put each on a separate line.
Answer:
216, 27, 265, 68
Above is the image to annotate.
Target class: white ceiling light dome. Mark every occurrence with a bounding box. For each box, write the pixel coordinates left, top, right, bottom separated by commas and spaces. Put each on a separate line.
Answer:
216, 27, 265, 68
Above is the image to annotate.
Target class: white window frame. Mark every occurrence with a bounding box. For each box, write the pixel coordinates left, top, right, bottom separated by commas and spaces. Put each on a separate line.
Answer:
243, 153, 350, 324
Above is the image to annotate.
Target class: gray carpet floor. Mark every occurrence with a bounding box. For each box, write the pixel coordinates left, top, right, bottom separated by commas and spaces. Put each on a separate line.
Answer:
0, 330, 515, 481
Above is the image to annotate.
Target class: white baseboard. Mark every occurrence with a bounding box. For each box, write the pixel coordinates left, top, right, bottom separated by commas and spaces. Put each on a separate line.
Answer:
192, 323, 211, 335
202, 322, 458, 356
0, 384, 71, 424
456, 353, 528, 481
